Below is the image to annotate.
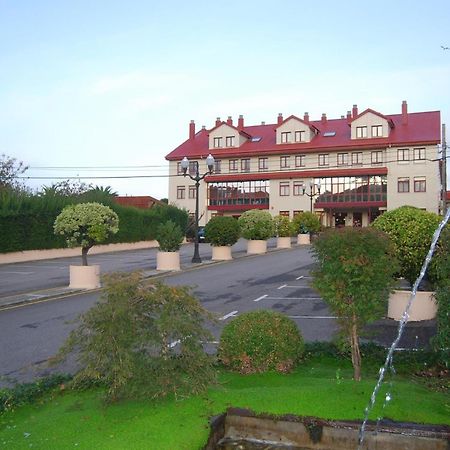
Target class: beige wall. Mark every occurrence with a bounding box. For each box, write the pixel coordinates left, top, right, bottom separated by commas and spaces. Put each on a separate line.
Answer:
269, 179, 311, 218
276, 117, 314, 144
351, 111, 390, 139
208, 123, 247, 149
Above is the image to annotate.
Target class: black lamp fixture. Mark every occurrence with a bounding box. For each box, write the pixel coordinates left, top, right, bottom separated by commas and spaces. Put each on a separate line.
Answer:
180, 154, 215, 263
302, 179, 321, 212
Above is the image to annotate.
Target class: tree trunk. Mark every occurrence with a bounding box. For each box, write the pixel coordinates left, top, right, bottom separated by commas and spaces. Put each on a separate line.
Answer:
350, 314, 361, 381
81, 246, 92, 266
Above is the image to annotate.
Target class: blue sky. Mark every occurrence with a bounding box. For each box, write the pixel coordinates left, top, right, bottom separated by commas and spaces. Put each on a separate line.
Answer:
1, 0, 449, 198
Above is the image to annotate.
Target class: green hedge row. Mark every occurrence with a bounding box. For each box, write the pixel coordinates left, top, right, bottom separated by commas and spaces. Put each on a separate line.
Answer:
0, 191, 188, 253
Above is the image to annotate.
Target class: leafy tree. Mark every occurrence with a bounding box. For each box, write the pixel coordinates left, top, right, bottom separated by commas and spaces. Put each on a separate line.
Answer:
156, 220, 184, 252
54, 273, 216, 402
273, 215, 295, 237
41, 179, 93, 197
204, 216, 240, 246
159, 198, 169, 204
238, 209, 274, 240
312, 227, 397, 381
0, 154, 28, 192
54, 202, 119, 265
293, 211, 321, 234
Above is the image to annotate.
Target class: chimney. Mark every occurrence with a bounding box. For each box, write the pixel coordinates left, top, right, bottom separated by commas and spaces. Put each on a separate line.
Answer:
402, 100, 408, 125
238, 114, 244, 130
321, 113, 327, 124
215, 117, 221, 127
304, 112, 309, 123
277, 113, 283, 125
341, 115, 345, 119
227, 116, 233, 126
261, 121, 266, 125
347, 111, 352, 122
201, 125, 206, 130
189, 120, 195, 140
352, 104, 358, 118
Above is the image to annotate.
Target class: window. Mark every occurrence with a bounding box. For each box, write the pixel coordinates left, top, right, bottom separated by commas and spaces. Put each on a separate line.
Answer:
177, 162, 183, 174
397, 148, 409, 163
176, 186, 185, 199
318, 154, 329, 166
229, 159, 238, 172
413, 147, 426, 161
214, 160, 222, 173
280, 156, 290, 169
337, 153, 348, 166
371, 125, 383, 137
294, 130, 305, 142
414, 177, 426, 192
188, 186, 196, 199
352, 152, 363, 165
259, 157, 268, 171
225, 136, 235, 147
356, 126, 367, 138
293, 210, 303, 217
213, 137, 222, 148
189, 161, 198, 175
279, 211, 290, 217
371, 151, 383, 164
279, 182, 290, 196
398, 178, 410, 193
241, 158, 250, 172
295, 155, 305, 167
293, 181, 304, 196
281, 131, 291, 143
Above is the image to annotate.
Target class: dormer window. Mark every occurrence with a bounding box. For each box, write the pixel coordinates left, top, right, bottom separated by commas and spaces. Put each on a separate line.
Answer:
356, 126, 367, 138
213, 137, 222, 148
225, 136, 235, 147
295, 130, 305, 142
372, 125, 383, 137
281, 132, 291, 143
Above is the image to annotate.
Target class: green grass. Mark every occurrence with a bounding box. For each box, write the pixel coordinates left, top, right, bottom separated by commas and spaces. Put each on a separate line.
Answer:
1, 357, 448, 449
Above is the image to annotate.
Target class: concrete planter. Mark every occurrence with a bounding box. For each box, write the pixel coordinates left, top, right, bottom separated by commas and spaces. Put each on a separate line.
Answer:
388, 289, 437, 321
247, 240, 267, 255
211, 245, 232, 261
297, 233, 310, 245
69, 265, 100, 289
156, 251, 181, 271
276, 236, 291, 249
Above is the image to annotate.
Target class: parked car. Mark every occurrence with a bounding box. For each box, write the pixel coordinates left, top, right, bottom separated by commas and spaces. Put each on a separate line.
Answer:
198, 226, 206, 242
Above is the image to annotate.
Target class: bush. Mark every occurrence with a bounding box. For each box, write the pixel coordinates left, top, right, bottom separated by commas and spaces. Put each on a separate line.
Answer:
156, 220, 184, 252
238, 210, 274, 240
371, 206, 441, 286
293, 211, 321, 234
273, 215, 294, 237
204, 216, 240, 246
54, 273, 216, 402
312, 227, 397, 381
218, 310, 304, 374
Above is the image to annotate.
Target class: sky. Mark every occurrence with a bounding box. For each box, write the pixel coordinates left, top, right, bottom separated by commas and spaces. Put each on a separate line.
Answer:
1, 0, 449, 199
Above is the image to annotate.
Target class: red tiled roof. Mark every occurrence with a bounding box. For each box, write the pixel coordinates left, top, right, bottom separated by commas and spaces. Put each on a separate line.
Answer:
166, 110, 441, 161
275, 114, 319, 132
114, 196, 163, 209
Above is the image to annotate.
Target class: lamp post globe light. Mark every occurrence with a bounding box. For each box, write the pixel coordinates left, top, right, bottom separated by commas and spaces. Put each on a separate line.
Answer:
180, 154, 215, 263
302, 179, 321, 212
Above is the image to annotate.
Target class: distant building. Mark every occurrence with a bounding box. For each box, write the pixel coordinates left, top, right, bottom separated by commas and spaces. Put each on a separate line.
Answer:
114, 195, 163, 209
166, 101, 442, 227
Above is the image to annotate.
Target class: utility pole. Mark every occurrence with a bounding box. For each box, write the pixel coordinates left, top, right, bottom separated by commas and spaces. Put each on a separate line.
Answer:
442, 123, 447, 214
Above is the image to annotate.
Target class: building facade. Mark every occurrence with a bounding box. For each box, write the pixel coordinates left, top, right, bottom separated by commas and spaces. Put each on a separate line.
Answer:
166, 101, 442, 227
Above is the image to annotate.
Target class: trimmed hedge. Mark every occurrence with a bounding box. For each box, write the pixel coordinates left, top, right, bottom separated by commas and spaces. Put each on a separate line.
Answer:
0, 190, 188, 253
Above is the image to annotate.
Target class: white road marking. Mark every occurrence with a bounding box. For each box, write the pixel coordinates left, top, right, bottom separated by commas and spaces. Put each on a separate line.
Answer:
283, 285, 311, 288
0, 271, 34, 275
265, 297, 322, 300
277, 284, 287, 290
288, 315, 337, 319
219, 310, 238, 321
296, 275, 304, 280
169, 339, 181, 348
253, 294, 268, 302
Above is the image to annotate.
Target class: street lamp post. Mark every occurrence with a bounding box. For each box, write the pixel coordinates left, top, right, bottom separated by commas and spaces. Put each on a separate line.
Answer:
302, 179, 321, 212
180, 154, 215, 263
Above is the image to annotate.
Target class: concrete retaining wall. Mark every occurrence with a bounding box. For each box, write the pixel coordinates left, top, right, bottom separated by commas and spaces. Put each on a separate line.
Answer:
0, 241, 159, 265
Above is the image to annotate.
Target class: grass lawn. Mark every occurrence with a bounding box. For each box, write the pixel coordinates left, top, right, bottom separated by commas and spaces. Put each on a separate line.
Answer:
0, 357, 448, 449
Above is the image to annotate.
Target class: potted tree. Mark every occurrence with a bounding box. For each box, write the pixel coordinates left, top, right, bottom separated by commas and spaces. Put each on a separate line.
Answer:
238, 210, 274, 255
54, 202, 119, 289
156, 220, 184, 271
372, 206, 441, 321
273, 215, 294, 249
293, 211, 321, 245
204, 216, 240, 261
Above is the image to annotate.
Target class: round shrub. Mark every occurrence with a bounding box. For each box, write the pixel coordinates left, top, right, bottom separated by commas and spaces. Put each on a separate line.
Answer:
156, 220, 184, 252
293, 212, 321, 234
273, 215, 294, 237
218, 310, 304, 374
204, 216, 240, 246
238, 210, 274, 240
371, 206, 441, 285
